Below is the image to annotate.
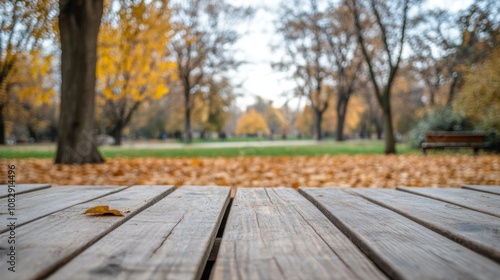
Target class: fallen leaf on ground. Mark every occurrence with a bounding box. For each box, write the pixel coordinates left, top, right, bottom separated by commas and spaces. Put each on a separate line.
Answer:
2, 155, 499, 188
83, 206, 124, 216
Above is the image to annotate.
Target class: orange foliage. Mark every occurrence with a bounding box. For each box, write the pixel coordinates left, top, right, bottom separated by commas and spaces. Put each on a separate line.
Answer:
3, 155, 499, 188
236, 109, 270, 135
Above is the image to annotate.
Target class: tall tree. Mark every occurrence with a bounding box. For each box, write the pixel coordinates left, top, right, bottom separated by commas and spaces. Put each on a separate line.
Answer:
324, 2, 362, 141
199, 76, 235, 135
445, 0, 499, 105
457, 47, 500, 133
408, 9, 450, 107
0, 0, 56, 144
97, 0, 174, 145
169, 0, 252, 143
55, 0, 104, 164
349, 0, 414, 154
4, 51, 56, 142
235, 108, 269, 136
276, 0, 332, 141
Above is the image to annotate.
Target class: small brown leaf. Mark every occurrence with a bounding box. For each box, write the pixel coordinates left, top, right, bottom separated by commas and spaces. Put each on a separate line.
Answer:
83, 205, 123, 216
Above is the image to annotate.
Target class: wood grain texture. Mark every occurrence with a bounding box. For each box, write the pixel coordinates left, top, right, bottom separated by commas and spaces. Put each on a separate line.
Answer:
350, 188, 500, 262
0, 186, 125, 233
0, 185, 174, 280
462, 185, 500, 195
211, 188, 386, 280
49, 186, 230, 280
0, 184, 51, 198
300, 187, 500, 280
398, 187, 500, 218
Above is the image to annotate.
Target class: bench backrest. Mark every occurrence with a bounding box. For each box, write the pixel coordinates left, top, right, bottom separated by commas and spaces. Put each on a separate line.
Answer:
425, 132, 485, 143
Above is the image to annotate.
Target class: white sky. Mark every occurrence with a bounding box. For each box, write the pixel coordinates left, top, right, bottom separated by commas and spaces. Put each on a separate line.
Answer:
227, 0, 474, 111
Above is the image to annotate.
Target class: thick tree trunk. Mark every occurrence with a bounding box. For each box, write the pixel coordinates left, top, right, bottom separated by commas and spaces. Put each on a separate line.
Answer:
0, 104, 5, 145
336, 114, 346, 141
184, 91, 192, 144
55, 0, 104, 164
312, 109, 323, 141
336, 97, 348, 142
382, 98, 396, 154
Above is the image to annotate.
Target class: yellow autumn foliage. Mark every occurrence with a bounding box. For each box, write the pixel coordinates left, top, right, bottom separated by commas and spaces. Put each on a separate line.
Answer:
96, 0, 176, 104
236, 109, 270, 135
2, 51, 56, 136
457, 48, 500, 132
295, 96, 366, 136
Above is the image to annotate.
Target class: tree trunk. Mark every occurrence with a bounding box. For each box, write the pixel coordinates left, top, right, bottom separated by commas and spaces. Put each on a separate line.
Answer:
0, 104, 5, 145
55, 0, 104, 164
111, 123, 123, 146
375, 126, 382, 140
382, 98, 396, 154
428, 87, 436, 107
336, 114, 345, 141
336, 97, 348, 142
27, 125, 37, 142
184, 91, 192, 143
312, 108, 323, 141
447, 73, 459, 106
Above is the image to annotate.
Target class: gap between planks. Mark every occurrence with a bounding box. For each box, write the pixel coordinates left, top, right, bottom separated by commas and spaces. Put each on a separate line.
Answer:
48, 186, 230, 280
0, 185, 174, 280
397, 186, 500, 218
350, 188, 500, 263
300, 187, 500, 280
462, 185, 500, 196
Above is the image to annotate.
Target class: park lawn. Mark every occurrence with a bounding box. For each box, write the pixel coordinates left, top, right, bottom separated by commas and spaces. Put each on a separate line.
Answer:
0, 140, 413, 159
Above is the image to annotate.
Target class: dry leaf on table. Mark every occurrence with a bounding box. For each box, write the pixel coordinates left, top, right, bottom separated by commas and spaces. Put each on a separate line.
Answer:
83, 205, 124, 216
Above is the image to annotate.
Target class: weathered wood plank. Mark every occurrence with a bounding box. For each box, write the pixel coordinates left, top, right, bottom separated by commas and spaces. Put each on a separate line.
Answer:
462, 185, 500, 195
0, 184, 51, 198
1, 185, 120, 218
398, 187, 500, 218
350, 188, 500, 262
0, 186, 125, 233
49, 186, 230, 280
211, 188, 386, 280
0, 185, 174, 280
300, 187, 500, 280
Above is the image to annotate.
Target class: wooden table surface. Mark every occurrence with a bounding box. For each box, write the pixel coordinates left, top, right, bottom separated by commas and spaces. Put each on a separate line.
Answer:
1, 184, 499, 280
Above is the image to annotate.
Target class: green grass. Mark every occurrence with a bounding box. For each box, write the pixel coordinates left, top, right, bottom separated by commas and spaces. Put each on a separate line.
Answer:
0, 141, 412, 159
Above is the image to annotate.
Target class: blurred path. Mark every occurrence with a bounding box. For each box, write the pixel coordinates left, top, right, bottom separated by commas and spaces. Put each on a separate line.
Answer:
123, 140, 318, 149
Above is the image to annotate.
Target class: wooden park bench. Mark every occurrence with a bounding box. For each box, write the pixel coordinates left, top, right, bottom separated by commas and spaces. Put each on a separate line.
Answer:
1, 184, 500, 279
421, 131, 486, 155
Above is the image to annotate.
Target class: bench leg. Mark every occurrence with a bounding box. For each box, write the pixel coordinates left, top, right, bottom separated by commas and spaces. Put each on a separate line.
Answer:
422, 148, 427, 155
473, 148, 479, 156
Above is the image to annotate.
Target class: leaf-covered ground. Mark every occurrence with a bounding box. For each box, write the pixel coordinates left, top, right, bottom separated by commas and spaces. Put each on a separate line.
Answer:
2, 155, 499, 189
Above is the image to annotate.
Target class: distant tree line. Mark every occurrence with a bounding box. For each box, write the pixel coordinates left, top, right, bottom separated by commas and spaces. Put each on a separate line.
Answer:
0, 0, 498, 163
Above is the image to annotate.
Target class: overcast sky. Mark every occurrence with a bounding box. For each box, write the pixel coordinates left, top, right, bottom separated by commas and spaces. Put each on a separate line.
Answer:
227, 0, 474, 111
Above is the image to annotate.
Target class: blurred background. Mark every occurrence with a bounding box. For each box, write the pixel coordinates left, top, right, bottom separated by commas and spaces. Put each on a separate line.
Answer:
0, 0, 499, 187
1, 0, 498, 147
